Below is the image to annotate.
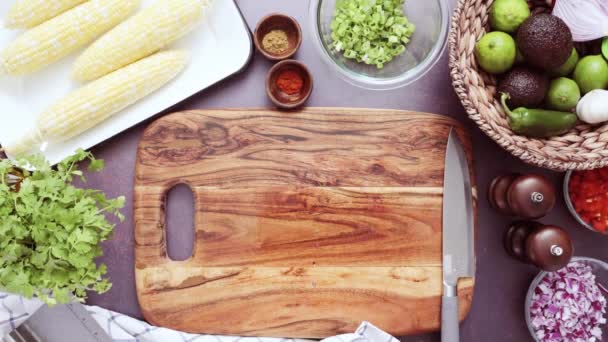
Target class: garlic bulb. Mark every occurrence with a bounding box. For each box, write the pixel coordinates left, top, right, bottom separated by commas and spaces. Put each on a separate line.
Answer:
576, 90, 608, 124
553, 0, 608, 42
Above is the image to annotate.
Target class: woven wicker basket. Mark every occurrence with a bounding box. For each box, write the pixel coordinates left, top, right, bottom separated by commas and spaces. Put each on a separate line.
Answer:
448, 0, 608, 171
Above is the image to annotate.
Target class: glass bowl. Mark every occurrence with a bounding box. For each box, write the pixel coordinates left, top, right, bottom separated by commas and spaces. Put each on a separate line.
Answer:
563, 170, 608, 235
309, 0, 449, 90
525, 257, 608, 341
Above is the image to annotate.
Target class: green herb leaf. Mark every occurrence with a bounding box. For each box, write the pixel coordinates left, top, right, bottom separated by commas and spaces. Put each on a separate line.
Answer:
0, 151, 124, 306
88, 159, 104, 172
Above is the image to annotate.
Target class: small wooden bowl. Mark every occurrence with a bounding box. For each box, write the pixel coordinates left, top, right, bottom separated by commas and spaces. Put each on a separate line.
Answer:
254, 14, 302, 61
266, 60, 313, 110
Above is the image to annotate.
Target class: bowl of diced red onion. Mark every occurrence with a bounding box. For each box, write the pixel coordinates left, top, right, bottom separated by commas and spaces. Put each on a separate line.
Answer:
526, 257, 608, 342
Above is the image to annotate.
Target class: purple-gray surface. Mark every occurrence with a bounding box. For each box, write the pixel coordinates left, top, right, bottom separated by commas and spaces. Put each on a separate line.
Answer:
84, 1, 607, 341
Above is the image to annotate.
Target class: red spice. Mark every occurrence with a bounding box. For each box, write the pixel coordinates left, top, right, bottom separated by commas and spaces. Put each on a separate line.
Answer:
568, 167, 608, 233
275, 70, 304, 95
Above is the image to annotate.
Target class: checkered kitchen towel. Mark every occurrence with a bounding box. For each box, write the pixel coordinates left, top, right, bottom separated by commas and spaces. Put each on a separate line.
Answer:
0, 292, 399, 342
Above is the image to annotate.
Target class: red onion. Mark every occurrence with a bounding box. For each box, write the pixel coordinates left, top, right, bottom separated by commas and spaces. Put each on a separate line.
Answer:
530, 262, 607, 342
552, 0, 608, 42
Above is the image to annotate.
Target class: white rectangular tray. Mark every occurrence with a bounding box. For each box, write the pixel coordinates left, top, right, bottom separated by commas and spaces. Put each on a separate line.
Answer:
0, 0, 252, 164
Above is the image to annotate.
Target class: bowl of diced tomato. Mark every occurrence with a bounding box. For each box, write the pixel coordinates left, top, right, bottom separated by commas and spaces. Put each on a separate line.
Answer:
564, 169, 608, 235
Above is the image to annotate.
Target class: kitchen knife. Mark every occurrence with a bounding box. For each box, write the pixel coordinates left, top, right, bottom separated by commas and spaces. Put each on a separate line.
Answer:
441, 130, 475, 342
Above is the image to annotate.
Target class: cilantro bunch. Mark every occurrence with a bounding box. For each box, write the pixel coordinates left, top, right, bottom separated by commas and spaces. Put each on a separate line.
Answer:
0, 150, 124, 305
330, 0, 416, 69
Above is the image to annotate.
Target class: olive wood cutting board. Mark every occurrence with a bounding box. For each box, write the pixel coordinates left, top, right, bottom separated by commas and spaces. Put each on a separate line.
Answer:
134, 108, 477, 338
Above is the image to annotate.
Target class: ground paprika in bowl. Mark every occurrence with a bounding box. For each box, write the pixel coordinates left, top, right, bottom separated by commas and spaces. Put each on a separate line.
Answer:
266, 60, 313, 110
564, 168, 608, 234
276, 70, 304, 95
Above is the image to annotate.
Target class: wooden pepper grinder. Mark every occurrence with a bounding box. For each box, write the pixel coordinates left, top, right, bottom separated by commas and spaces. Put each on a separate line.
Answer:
504, 221, 573, 272
488, 173, 556, 219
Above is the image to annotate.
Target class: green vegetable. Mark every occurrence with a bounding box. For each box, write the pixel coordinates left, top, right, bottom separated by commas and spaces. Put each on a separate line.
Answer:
489, 0, 530, 33
603, 37, 608, 61
330, 0, 415, 69
550, 48, 579, 77
0, 150, 124, 306
500, 93, 577, 138
546, 77, 580, 111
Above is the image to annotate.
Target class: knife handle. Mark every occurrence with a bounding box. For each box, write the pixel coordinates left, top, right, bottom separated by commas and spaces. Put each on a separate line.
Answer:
441, 293, 460, 342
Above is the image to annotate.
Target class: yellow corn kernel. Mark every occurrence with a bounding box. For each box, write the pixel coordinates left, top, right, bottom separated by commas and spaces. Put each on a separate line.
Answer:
4, 50, 189, 157
5, 0, 89, 29
73, 0, 211, 82
0, 0, 140, 76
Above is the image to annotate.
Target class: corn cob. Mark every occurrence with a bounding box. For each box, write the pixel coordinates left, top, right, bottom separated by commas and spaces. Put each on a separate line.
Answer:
0, 0, 140, 76
4, 50, 189, 157
5, 0, 89, 29
73, 0, 211, 82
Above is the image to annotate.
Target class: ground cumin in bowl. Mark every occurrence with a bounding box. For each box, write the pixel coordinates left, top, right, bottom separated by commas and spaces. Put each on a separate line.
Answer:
254, 14, 302, 60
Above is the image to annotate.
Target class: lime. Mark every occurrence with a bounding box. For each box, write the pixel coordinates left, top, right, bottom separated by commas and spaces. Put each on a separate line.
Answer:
475, 32, 517, 74
546, 77, 581, 111
490, 0, 531, 33
551, 48, 579, 77
603, 37, 608, 61
573, 55, 608, 94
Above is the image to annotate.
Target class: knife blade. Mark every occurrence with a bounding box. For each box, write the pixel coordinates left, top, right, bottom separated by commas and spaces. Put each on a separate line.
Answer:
441, 130, 475, 342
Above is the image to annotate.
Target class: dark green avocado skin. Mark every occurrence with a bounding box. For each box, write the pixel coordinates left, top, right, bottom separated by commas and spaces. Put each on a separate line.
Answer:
498, 67, 549, 108
516, 14, 573, 71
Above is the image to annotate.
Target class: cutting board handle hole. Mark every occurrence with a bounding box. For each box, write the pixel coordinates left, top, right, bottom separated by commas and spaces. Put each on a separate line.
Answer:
165, 184, 195, 261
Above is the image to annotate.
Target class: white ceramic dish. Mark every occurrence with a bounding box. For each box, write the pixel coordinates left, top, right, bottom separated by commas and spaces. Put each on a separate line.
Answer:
0, 0, 252, 164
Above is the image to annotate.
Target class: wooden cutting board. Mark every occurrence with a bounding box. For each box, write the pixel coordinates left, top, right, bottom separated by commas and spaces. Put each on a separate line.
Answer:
134, 108, 476, 338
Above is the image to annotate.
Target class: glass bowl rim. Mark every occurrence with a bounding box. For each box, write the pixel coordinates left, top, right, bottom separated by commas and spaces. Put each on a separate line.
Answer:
308, 0, 450, 91
524, 256, 608, 342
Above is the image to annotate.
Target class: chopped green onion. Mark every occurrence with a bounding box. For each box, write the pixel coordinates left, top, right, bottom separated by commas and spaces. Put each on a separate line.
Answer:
330, 0, 415, 69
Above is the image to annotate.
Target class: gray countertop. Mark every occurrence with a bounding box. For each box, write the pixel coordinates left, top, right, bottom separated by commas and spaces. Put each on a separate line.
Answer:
84, 1, 608, 341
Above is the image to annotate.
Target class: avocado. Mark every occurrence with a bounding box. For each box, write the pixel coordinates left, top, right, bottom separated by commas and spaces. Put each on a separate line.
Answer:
498, 67, 549, 108
516, 14, 573, 71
